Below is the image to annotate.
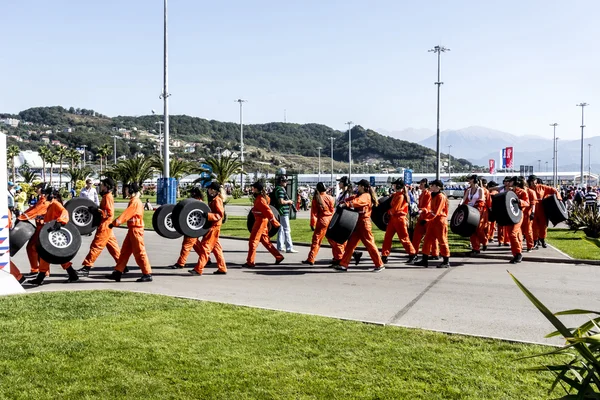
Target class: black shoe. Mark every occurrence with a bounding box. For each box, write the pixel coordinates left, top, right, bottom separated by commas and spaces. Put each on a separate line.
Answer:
65, 267, 79, 283
526, 248, 532, 252
107, 270, 122, 282
213, 269, 227, 275
509, 253, 523, 264
331, 259, 340, 266
167, 264, 184, 269
482, 245, 488, 251
242, 263, 255, 268
18, 276, 26, 284
503, 243, 510, 247
438, 257, 450, 268
275, 257, 284, 265
301, 260, 314, 266
414, 255, 429, 267
77, 266, 91, 277
334, 265, 348, 271
188, 269, 202, 276
406, 255, 417, 264
26, 272, 46, 286
381, 256, 388, 264
353, 251, 363, 266
136, 274, 153, 282
468, 250, 480, 257
540, 239, 547, 248
123, 267, 130, 274
206, 260, 213, 266
430, 256, 440, 261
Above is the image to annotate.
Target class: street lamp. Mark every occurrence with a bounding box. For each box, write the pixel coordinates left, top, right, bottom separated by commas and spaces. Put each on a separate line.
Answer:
216, 147, 221, 160
317, 146, 322, 182
545, 161, 548, 172
577, 103, 589, 187
550, 123, 558, 186
588, 143, 592, 187
82, 145, 87, 167
155, 121, 164, 156
346, 121, 353, 182
159, 0, 171, 179
447, 144, 452, 179
235, 99, 247, 189
555, 137, 560, 186
537, 159, 541, 172
329, 137, 335, 189
112, 135, 118, 164
429, 45, 450, 180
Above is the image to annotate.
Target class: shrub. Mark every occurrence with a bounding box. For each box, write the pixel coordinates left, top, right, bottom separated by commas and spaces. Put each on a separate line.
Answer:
567, 205, 600, 238
231, 187, 243, 199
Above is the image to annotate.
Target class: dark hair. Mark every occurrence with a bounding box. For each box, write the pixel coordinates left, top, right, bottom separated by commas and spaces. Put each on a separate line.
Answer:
101, 177, 115, 190
430, 179, 444, 189
316, 182, 326, 193
190, 187, 204, 200
129, 183, 140, 194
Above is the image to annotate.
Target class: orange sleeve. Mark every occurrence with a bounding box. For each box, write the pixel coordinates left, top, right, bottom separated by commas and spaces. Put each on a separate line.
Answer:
546, 185, 561, 200
345, 193, 370, 209
56, 205, 69, 225
18, 197, 47, 221
115, 198, 137, 226
310, 198, 318, 227
425, 194, 445, 221
419, 191, 431, 213
255, 195, 275, 220
518, 189, 530, 209
207, 197, 224, 222
101, 194, 115, 220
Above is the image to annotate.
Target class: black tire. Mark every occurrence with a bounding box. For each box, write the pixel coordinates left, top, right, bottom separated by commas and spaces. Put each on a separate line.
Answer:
246, 206, 281, 237
491, 191, 522, 226
371, 196, 392, 231
542, 194, 568, 226
64, 198, 101, 235
450, 205, 481, 237
10, 220, 36, 257
325, 207, 359, 244
36, 221, 82, 264
172, 199, 212, 238
152, 204, 183, 239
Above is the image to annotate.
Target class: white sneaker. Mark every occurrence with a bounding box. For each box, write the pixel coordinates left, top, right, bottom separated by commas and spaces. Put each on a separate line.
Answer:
286, 249, 299, 253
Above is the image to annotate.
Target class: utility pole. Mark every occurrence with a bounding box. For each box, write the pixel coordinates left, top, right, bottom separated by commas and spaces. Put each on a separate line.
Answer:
155, 121, 164, 157
235, 99, 247, 189
545, 161, 548, 172
550, 123, 558, 186
329, 137, 335, 189
346, 121, 353, 182
317, 147, 322, 182
447, 144, 452, 179
429, 45, 450, 180
216, 147, 222, 160
160, 0, 171, 179
577, 103, 589, 187
588, 143, 592, 187
82, 145, 87, 167
112, 136, 117, 164
555, 137, 560, 186
537, 159, 541, 172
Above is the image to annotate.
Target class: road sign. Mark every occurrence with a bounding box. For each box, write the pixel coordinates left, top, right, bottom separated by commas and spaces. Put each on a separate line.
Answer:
369, 176, 375, 186
403, 169, 413, 185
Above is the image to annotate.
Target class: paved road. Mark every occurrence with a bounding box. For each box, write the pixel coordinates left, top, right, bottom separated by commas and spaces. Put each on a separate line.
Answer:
12, 228, 596, 345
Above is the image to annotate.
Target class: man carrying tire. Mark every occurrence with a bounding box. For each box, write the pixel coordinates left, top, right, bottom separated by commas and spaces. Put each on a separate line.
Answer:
330, 176, 362, 267
18, 182, 50, 277
414, 180, 451, 268
380, 178, 417, 264
507, 177, 531, 264
411, 179, 440, 261
78, 178, 121, 277
527, 175, 561, 248
169, 187, 205, 269
107, 183, 153, 283
460, 175, 488, 256
302, 182, 336, 266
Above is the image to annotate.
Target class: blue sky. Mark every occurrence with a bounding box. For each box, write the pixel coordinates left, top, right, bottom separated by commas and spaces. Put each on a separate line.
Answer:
2, 0, 598, 140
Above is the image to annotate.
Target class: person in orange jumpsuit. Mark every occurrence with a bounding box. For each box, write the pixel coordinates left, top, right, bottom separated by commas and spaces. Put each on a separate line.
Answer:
527, 175, 561, 248
6, 209, 25, 284
189, 182, 227, 276
480, 178, 491, 247
78, 177, 121, 277
414, 180, 451, 268
243, 181, 283, 268
486, 181, 500, 241
523, 180, 538, 252
26, 189, 79, 285
329, 176, 362, 266
461, 175, 488, 255
302, 182, 335, 265
18, 182, 50, 276
107, 183, 153, 282
334, 179, 385, 272
380, 178, 417, 264
411, 179, 439, 260
507, 176, 530, 263
497, 177, 512, 246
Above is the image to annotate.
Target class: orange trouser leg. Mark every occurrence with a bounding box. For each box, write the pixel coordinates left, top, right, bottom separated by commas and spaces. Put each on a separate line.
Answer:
509, 219, 524, 256
260, 232, 283, 259
176, 236, 198, 266
247, 219, 282, 265
521, 217, 534, 249
411, 221, 426, 254
116, 228, 152, 274
488, 221, 495, 241
38, 260, 72, 274
340, 229, 362, 267
329, 240, 345, 261
533, 209, 548, 240
423, 222, 450, 257
194, 228, 225, 273
9, 261, 22, 281
359, 221, 384, 267
211, 240, 226, 272
26, 229, 41, 273
82, 228, 121, 267
307, 222, 328, 263
381, 217, 415, 257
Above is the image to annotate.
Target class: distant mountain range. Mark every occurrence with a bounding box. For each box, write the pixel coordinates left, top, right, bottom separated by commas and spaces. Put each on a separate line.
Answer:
381, 125, 599, 173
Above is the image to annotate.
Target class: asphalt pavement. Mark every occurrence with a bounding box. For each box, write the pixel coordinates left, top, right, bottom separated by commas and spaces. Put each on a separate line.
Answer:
12, 227, 598, 345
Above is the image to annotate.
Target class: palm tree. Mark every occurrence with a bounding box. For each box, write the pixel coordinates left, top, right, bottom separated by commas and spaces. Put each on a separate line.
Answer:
65, 166, 93, 184
55, 146, 69, 187
67, 148, 81, 169
109, 157, 155, 189
97, 144, 111, 175
46, 152, 59, 186
151, 155, 204, 197
7, 145, 20, 183
21, 170, 39, 184
198, 155, 243, 186
38, 145, 50, 183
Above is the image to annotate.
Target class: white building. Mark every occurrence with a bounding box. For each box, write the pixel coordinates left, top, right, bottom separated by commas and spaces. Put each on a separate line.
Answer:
1, 118, 20, 128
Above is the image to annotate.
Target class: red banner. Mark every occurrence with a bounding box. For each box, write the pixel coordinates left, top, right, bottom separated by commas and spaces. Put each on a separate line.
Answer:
489, 159, 495, 174
505, 147, 514, 169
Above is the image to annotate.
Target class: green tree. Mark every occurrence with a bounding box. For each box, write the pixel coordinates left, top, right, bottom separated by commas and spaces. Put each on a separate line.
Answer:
198, 155, 243, 186
7, 145, 20, 183
151, 155, 205, 197
97, 144, 111, 175
55, 146, 69, 187
65, 166, 93, 184
46, 152, 59, 186
67, 148, 81, 169
38, 145, 51, 183
108, 157, 155, 188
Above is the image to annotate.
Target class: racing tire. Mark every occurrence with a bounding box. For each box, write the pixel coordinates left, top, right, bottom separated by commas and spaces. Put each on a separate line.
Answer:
64, 198, 101, 235
10, 220, 36, 257
371, 196, 392, 231
36, 221, 82, 264
172, 199, 212, 238
152, 204, 183, 239
542, 194, 568, 226
246, 206, 281, 238
325, 207, 359, 244
450, 205, 481, 237
491, 191, 522, 226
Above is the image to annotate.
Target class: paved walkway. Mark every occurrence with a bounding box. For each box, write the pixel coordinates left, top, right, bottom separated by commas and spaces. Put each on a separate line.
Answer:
12, 229, 599, 345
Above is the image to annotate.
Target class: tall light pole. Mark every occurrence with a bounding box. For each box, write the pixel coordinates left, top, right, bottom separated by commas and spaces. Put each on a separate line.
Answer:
317, 146, 322, 182
429, 45, 450, 180
537, 159, 541, 172
346, 121, 353, 182
112, 135, 118, 164
82, 145, 87, 167
235, 99, 247, 189
550, 123, 558, 186
555, 137, 560, 186
216, 147, 222, 160
577, 103, 589, 187
545, 161, 548, 172
155, 121, 164, 157
588, 143, 592, 187
329, 137, 335, 188
447, 144, 452, 179
159, 0, 171, 180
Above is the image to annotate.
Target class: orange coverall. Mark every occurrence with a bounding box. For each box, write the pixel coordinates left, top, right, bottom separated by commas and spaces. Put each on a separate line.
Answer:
329, 190, 352, 261
113, 196, 152, 275
411, 189, 439, 257
38, 199, 73, 273
522, 188, 537, 249
532, 184, 560, 241
246, 194, 282, 267
381, 190, 415, 257
462, 187, 488, 251
340, 193, 384, 268
306, 193, 335, 263
18, 195, 49, 273
82, 192, 121, 268
422, 192, 450, 258
193, 196, 227, 274
6, 211, 22, 281
486, 188, 498, 240
508, 188, 530, 257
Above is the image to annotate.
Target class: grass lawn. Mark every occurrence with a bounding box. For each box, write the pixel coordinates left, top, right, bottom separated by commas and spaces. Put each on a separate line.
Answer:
226, 196, 254, 206
546, 228, 600, 260
0, 291, 556, 399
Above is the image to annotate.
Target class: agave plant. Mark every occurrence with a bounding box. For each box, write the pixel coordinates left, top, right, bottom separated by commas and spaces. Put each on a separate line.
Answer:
567, 205, 600, 238
510, 272, 600, 398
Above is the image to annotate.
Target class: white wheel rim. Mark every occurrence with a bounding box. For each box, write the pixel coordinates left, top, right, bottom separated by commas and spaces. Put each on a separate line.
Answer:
453, 210, 465, 225
510, 198, 520, 216
49, 228, 72, 249
382, 212, 391, 225
187, 210, 204, 230
164, 212, 176, 232
72, 206, 92, 227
